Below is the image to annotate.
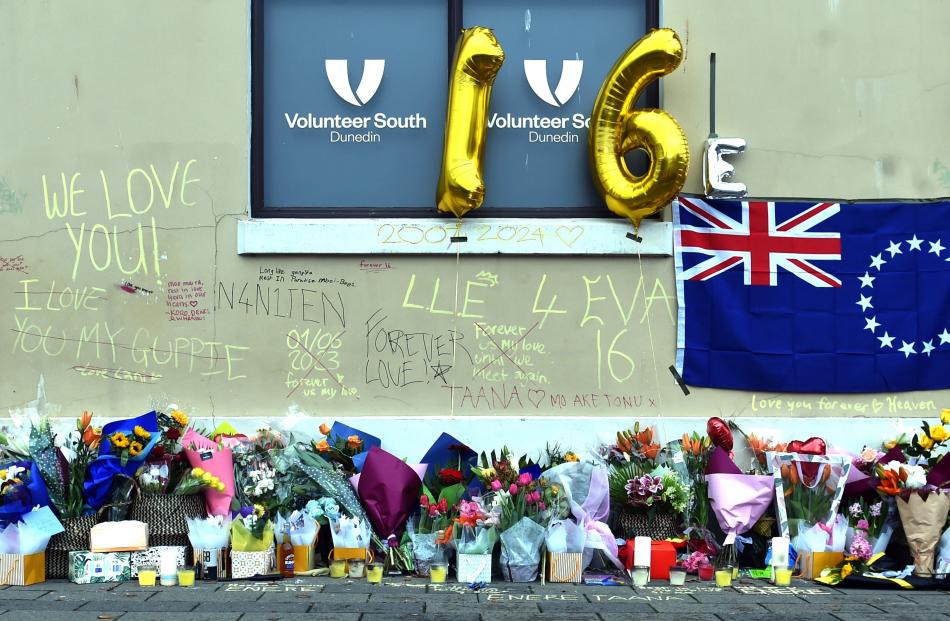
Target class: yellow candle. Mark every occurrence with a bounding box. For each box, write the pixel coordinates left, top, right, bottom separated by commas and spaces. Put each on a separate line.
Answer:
774, 568, 793, 587
430, 563, 448, 583
137, 567, 157, 587
177, 567, 195, 587
330, 559, 347, 578
366, 562, 383, 584
715, 568, 733, 587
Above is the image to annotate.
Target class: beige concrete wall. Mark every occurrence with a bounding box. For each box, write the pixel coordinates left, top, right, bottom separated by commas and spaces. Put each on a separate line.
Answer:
0, 0, 947, 426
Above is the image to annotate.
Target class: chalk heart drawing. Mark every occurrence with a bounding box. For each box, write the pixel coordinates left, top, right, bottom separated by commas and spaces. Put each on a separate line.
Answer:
555, 225, 583, 247
528, 389, 546, 408
189, 300, 199, 307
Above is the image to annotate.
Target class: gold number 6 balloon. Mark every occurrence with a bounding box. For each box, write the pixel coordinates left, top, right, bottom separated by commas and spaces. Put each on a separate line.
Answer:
589, 29, 689, 231
436, 27, 505, 219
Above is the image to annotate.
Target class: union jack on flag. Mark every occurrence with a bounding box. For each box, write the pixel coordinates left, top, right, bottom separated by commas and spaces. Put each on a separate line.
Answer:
673, 195, 950, 393
676, 196, 842, 287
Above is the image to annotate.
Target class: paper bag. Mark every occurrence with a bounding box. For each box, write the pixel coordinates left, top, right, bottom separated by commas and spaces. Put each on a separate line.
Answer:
230, 546, 275, 579
131, 546, 187, 578
68, 551, 131, 583
546, 552, 582, 583
0, 552, 44, 585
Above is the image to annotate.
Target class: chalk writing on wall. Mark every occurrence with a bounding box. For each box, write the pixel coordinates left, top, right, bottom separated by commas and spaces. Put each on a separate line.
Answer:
40, 160, 199, 281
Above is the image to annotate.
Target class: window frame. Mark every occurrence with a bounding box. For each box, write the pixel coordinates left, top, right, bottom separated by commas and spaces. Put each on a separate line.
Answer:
249, 0, 661, 221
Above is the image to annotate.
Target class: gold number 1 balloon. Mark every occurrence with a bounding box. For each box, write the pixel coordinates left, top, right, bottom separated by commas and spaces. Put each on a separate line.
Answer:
436, 27, 505, 219
589, 29, 689, 231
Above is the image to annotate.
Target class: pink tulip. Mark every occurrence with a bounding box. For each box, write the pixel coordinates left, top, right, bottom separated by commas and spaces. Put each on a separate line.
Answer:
509, 483, 519, 495
490, 480, 502, 491
518, 473, 532, 485
538, 502, 546, 511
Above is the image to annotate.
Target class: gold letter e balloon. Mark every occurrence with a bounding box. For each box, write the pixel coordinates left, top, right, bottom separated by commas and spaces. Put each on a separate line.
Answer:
589, 29, 689, 231
436, 27, 505, 219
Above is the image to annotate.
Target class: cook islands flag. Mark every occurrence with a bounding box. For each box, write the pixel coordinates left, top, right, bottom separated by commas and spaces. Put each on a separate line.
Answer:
673, 195, 950, 392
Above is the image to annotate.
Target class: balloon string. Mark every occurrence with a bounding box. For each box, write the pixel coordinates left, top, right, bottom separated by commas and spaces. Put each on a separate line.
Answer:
450, 221, 461, 422
635, 239, 664, 441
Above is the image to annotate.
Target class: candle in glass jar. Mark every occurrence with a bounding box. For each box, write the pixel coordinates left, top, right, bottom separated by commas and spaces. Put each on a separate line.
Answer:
715, 567, 733, 587
668, 565, 686, 586
366, 562, 384, 584
633, 536, 651, 568
631, 565, 650, 587
774, 567, 793, 587
429, 562, 448, 583
329, 559, 347, 578
137, 566, 157, 587
177, 567, 195, 587
348, 559, 366, 578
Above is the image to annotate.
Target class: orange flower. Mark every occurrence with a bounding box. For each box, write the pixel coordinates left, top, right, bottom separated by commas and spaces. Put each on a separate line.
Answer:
346, 435, 362, 449
616, 432, 632, 454
82, 425, 101, 448
642, 443, 661, 460
681, 433, 690, 453
877, 469, 901, 496
319, 423, 331, 436
316, 439, 330, 452
635, 427, 654, 446
79, 410, 93, 430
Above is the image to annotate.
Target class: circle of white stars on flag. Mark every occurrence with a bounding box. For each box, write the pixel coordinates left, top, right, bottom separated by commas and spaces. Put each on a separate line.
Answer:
860, 234, 949, 358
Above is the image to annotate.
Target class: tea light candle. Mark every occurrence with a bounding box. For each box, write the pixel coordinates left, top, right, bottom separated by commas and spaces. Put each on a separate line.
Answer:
177, 566, 195, 587
137, 565, 157, 587
715, 566, 733, 587
429, 562, 448, 583
774, 567, 793, 587
329, 559, 347, 578
366, 562, 384, 584
631, 564, 650, 587
348, 558, 366, 578
668, 565, 686, 586
771, 537, 790, 568
633, 536, 651, 568
160, 549, 178, 586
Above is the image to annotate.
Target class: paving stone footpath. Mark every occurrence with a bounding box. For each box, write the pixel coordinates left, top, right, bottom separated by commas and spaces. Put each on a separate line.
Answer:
0, 576, 947, 621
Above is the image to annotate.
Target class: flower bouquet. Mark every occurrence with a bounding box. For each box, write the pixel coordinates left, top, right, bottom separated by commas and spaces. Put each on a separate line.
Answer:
495, 471, 559, 582
314, 422, 380, 473
705, 447, 774, 568
454, 498, 499, 583
876, 460, 950, 576
350, 447, 424, 572
230, 507, 275, 579
542, 461, 622, 571
843, 497, 893, 557
84, 412, 160, 520
769, 447, 851, 578
608, 461, 689, 540
408, 493, 452, 576
182, 428, 235, 516
0, 461, 52, 543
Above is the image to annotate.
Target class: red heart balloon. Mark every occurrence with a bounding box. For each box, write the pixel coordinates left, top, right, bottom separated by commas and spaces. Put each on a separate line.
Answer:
787, 437, 826, 486
706, 417, 733, 452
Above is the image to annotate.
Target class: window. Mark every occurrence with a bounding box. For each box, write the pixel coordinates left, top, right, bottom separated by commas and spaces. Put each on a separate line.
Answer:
245, 0, 666, 254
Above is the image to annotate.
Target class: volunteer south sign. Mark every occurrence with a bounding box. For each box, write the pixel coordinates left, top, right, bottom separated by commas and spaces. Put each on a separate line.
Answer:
253, 0, 655, 217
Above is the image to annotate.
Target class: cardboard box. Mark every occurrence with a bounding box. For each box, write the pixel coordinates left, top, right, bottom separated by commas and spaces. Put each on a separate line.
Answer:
650, 541, 676, 580
68, 551, 131, 584
231, 546, 275, 579
457, 553, 491, 583
796, 551, 844, 580
546, 552, 582, 583
0, 552, 45, 585
130, 546, 187, 578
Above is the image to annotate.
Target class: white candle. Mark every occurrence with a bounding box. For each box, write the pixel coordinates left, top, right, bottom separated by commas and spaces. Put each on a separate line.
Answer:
633, 536, 651, 568
771, 537, 789, 567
